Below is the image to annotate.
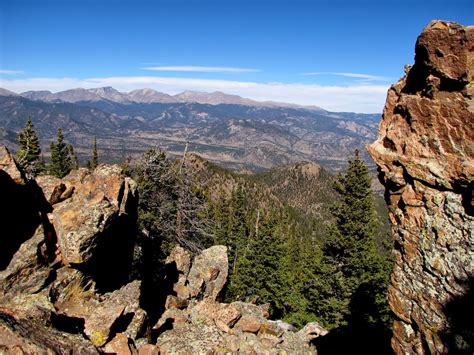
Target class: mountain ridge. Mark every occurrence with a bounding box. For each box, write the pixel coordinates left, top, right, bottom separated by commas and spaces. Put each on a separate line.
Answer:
14, 86, 326, 111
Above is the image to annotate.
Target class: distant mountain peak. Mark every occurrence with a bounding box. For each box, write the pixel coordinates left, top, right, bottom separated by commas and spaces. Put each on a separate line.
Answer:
128, 88, 178, 103
87, 87, 131, 103
0, 88, 19, 96
174, 90, 263, 106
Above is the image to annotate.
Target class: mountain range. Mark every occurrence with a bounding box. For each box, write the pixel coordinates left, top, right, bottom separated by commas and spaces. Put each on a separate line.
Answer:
0, 87, 380, 171
12, 86, 324, 110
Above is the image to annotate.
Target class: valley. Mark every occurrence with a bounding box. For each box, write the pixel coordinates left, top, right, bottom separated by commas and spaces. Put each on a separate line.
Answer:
0, 88, 380, 171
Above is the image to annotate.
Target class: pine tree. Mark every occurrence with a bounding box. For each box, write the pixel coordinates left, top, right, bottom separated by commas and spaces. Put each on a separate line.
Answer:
69, 144, 79, 169
319, 150, 392, 336
16, 116, 43, 176
49, 128, 72, 178
226, 209, 287, 316
223, 186, 249, 275
280, 209, 325, 327
91, 136, 98, 169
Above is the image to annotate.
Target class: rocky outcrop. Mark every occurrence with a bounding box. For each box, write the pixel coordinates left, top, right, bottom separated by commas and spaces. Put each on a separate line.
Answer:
152, 245, 326, 353
368, 20, 473, 354
0, 155, 326, 353
0, 158, 142, 353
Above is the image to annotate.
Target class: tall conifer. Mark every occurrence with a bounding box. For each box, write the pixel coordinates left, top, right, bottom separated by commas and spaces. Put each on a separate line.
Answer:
16, 116, 43, 176
49, 128, 72, 178
320, 150, 392, 332
91, 136, 98, 169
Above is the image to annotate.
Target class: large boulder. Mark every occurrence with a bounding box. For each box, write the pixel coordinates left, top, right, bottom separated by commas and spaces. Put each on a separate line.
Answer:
368, 20, 474, 354
37, 165, 138, 290
187, 245, 228, 300
37, 166, 137, 265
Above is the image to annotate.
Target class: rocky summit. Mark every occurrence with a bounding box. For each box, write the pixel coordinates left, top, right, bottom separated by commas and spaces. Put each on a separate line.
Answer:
0, 146, 327, 353
368, 20, 473, 354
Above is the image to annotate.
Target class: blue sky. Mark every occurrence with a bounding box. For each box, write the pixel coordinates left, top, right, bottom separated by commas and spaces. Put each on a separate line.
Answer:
0, 0, 472, 112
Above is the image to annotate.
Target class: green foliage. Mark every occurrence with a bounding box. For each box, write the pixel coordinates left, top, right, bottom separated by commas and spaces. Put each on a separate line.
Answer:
92, 136, 98, 169
16, 116, 43, 176
213, 185, 249, 274
69, 144, 79, 169
319, 150, 392, 331
226, 209, 287, 315
49, 128, 73, 178
125, 148, 392, 346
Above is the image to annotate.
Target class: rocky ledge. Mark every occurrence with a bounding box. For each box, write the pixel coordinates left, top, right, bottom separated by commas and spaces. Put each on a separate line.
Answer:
0, 146, 326, 353
368, 20, 473, 354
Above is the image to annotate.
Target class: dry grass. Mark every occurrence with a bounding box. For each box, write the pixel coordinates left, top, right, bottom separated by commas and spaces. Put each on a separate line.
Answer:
62, 275, 94, 304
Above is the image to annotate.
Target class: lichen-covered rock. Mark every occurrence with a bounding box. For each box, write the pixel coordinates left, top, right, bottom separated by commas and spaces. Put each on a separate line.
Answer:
0, 226, 54, 298
138, 344, 160, 355
368, 20, 474, 354
156, 322, 224, 353
187, 245, 228, 300
297, 322, 329, 341
234, 314, 263, 333
103, 333, 137, 354
154, 295, 325, 354
164, 245, 191, 299
0, 159, 326, 353
0, 309, 98, 354
105, 280, 147, 340
84, 302, 125, 347
37, 166, 138, 267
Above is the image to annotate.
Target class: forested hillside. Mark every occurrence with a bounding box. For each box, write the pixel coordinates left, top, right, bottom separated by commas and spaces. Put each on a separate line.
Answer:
124, 147, 393, 352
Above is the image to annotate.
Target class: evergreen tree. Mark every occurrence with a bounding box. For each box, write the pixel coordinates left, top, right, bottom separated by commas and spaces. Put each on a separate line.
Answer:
16, 116, 43, 176
49, 128, 72, 178
220, 185, 249, 276
280, 210, 325, 327
226, 209, 287, 316
91, 136, 98, 169
318, 150, 392, 349
69, 144, 79, 169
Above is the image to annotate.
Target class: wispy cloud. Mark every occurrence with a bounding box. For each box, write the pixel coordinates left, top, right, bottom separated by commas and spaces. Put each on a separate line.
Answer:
0, 76, 390, 113
301, 72, 391, 81
142, 66, 261, 73
0, 69, 24, 75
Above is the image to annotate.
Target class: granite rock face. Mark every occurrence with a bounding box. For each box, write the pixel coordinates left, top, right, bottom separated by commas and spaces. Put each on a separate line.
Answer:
368, 20, 474, 354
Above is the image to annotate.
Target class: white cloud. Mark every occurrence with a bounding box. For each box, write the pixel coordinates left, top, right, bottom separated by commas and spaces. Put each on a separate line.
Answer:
0, 70, 24, 75
0, 76, 390, 113
302, 72, 391, 82
142, 66, 261, 73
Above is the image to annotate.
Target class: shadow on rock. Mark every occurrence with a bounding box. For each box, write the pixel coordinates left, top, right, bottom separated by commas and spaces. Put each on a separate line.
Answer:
440, 277, 474, 354
0, 170, 52, 270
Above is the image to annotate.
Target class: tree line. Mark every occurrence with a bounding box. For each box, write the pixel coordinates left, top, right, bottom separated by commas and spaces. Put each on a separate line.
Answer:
15, 116, 99, 178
